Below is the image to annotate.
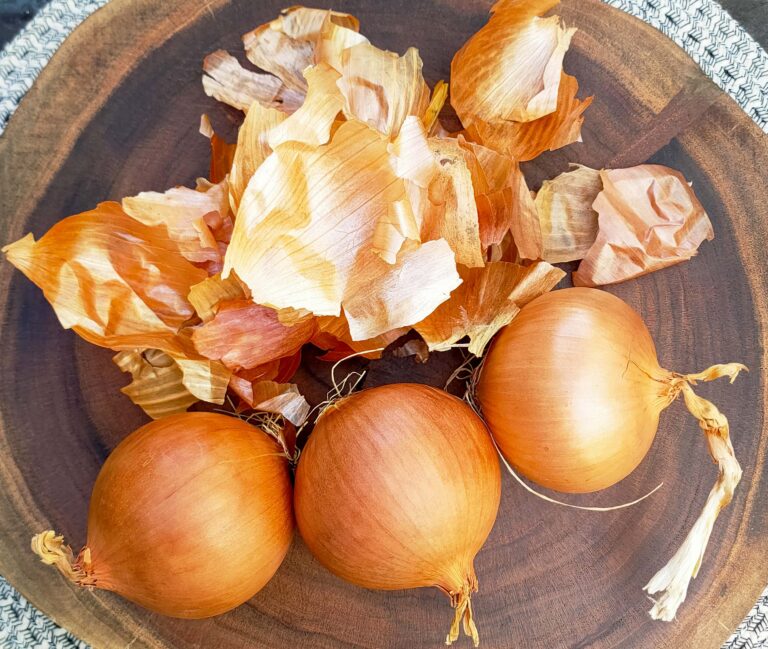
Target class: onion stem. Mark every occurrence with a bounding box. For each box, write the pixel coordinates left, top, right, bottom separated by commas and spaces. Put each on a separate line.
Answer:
446, 583, 479, 647
31, 530, 93, 586
644, 364, 746, 621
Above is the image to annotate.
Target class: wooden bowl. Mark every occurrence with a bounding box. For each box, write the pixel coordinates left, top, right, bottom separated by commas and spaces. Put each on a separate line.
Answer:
0, 0, 766, 647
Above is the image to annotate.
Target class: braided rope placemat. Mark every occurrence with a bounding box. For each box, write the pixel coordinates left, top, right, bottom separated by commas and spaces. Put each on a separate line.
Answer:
0, 1, 767, 648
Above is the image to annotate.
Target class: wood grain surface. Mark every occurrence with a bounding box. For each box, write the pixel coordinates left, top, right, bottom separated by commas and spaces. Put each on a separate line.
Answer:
0, 0, 766, 647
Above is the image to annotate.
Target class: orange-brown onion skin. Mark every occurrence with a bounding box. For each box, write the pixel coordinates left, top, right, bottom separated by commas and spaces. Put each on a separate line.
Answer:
477, 288, 670, 493
294, 384, 501, 595
84, 412, 294, 618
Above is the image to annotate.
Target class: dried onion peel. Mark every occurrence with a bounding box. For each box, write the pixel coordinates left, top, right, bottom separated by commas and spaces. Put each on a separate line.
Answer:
573, 165, 714, 286
450, 0, 591, 160
477, 287, 745, 620
32, 413, 294, 618
294, 384, 501, 646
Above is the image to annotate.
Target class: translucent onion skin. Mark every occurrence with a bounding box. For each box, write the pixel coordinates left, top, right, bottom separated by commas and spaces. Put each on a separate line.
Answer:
32, 413, 294, 618
294, 383, 501, 646
477, 287, 671, 493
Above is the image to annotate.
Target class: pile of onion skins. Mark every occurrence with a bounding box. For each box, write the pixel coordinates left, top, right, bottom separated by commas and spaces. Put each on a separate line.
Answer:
5, 1, 747, 646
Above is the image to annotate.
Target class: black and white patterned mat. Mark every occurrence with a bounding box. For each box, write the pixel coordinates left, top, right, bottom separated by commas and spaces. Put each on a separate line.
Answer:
0, 0, 766, 647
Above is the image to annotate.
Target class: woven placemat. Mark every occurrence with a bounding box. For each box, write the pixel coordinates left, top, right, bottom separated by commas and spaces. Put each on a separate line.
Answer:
0, 1, 767, 648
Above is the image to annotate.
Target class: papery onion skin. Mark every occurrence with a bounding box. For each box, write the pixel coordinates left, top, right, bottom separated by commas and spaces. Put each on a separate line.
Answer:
34, 413, 294, 618
478, 288, 671, 493
294, 384, 501, 645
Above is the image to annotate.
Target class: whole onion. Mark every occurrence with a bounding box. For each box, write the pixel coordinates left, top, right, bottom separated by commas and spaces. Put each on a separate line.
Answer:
32, 412, 294, 618
477, 287, 745, 620
294, 383, 501, 646
478, 287, 665, 493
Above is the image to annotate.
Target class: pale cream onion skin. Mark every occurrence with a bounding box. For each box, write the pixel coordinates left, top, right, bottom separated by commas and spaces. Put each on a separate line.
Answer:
478, 287, 673, 493
294, 384, 501, 643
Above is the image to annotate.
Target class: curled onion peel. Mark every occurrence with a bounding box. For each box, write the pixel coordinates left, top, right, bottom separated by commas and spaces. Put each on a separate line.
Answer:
477, 287, 746, 620
294, 383, 501, 646
32, 413, 294, 618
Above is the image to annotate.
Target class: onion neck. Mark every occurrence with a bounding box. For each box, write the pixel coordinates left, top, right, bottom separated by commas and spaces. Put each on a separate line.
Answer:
622, 358, 676, 408
31, 530, 97, 588
443, 572, 480, 647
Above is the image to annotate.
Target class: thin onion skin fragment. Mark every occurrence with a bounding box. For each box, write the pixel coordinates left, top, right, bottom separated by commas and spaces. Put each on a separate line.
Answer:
451, 0, 591, 160
573, 165, 714, 287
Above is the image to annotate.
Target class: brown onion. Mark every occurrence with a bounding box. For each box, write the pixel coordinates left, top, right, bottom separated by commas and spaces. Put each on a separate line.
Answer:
479, 287, 665, 493
477, 287, 745, 620
32, 412, 294, 618
294, 383, 500, 646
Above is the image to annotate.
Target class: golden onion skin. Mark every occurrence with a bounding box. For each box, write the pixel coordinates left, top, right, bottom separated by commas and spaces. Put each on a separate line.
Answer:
294, 384, 501, 597
478, 288, 670, 493
83, 412, 294, 618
